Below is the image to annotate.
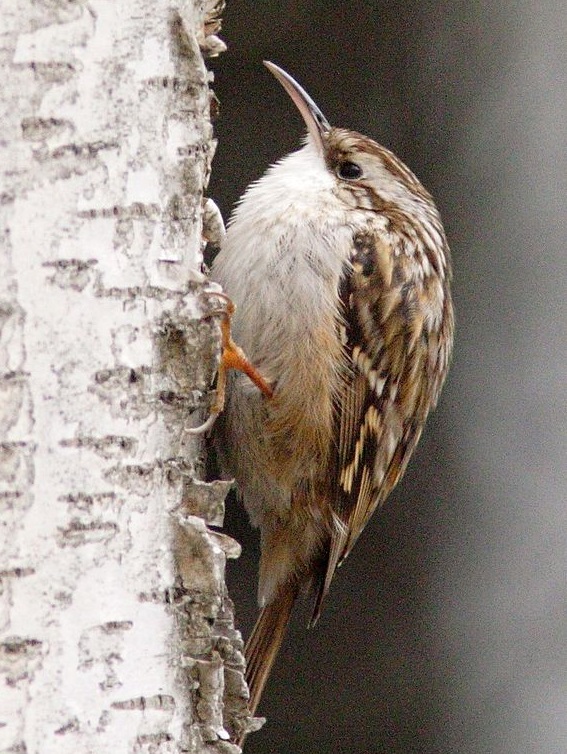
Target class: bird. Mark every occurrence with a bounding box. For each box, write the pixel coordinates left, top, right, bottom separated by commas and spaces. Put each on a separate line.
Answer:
209, 61, 454, 735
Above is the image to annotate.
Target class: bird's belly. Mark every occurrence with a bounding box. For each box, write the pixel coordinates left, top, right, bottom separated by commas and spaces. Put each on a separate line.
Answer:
214, 215, 355, 499
253, 313, 343, 490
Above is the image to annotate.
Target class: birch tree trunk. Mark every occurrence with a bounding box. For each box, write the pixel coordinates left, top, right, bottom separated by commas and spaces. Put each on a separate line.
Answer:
0, 1, 251, 751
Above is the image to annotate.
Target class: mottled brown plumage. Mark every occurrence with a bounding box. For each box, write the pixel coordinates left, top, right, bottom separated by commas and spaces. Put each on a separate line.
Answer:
210, 63, 454, 741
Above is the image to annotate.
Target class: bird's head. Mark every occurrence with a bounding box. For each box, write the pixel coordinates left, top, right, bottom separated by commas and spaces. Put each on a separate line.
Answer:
264, 61, 439, 223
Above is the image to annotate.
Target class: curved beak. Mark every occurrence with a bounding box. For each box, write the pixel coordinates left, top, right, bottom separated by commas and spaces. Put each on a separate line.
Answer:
263, 61, 330, 152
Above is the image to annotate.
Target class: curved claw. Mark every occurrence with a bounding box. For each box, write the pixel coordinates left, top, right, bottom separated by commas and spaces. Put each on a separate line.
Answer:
189, 292, 273, 435
186, 410, 220, 435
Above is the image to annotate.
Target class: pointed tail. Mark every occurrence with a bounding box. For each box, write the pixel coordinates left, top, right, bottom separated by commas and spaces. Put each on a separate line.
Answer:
237, 581, 298, 746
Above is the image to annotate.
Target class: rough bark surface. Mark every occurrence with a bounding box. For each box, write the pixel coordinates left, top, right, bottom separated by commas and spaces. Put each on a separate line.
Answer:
0, 1, 251, 752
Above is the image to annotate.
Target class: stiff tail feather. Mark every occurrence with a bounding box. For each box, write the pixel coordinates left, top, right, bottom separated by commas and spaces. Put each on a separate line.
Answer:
309, 516, 348, 627
237, 581, 298, 746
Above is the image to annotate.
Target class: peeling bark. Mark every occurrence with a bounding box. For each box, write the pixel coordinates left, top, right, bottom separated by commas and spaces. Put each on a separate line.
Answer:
0, 1, 250, 752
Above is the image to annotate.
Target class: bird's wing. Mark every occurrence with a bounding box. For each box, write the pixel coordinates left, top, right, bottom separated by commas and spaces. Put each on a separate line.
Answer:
311, 228, 452, 622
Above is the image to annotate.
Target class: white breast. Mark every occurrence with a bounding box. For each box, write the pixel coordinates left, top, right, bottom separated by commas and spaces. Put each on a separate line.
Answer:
212, 139, 364, 495
212, 140, 355, 376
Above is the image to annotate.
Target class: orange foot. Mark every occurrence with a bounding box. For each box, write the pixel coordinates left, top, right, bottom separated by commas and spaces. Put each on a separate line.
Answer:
188, 292, 273, 434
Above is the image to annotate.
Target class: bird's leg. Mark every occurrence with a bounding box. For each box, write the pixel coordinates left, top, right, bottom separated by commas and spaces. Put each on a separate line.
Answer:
188, 292, 273, 434
216, 295, 274, 400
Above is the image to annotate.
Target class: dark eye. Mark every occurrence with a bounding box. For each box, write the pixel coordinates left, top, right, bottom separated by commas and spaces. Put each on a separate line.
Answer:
337, 161, 363, 180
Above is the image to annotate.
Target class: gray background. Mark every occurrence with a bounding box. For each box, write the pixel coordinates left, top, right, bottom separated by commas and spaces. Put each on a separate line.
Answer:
207, 2, 567, 752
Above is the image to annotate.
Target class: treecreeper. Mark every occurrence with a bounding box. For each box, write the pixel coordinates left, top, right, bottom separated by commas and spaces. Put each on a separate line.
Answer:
207, 61, 454, 745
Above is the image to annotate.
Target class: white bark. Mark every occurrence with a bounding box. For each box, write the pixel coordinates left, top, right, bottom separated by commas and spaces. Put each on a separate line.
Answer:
0, 1, 250, 752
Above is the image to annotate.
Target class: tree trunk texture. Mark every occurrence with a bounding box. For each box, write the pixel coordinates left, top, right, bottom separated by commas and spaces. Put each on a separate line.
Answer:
0, 1, 251, 752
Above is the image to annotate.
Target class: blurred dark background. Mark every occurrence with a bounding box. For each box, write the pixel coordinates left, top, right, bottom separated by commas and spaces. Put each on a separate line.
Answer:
207, 2, 567, 752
